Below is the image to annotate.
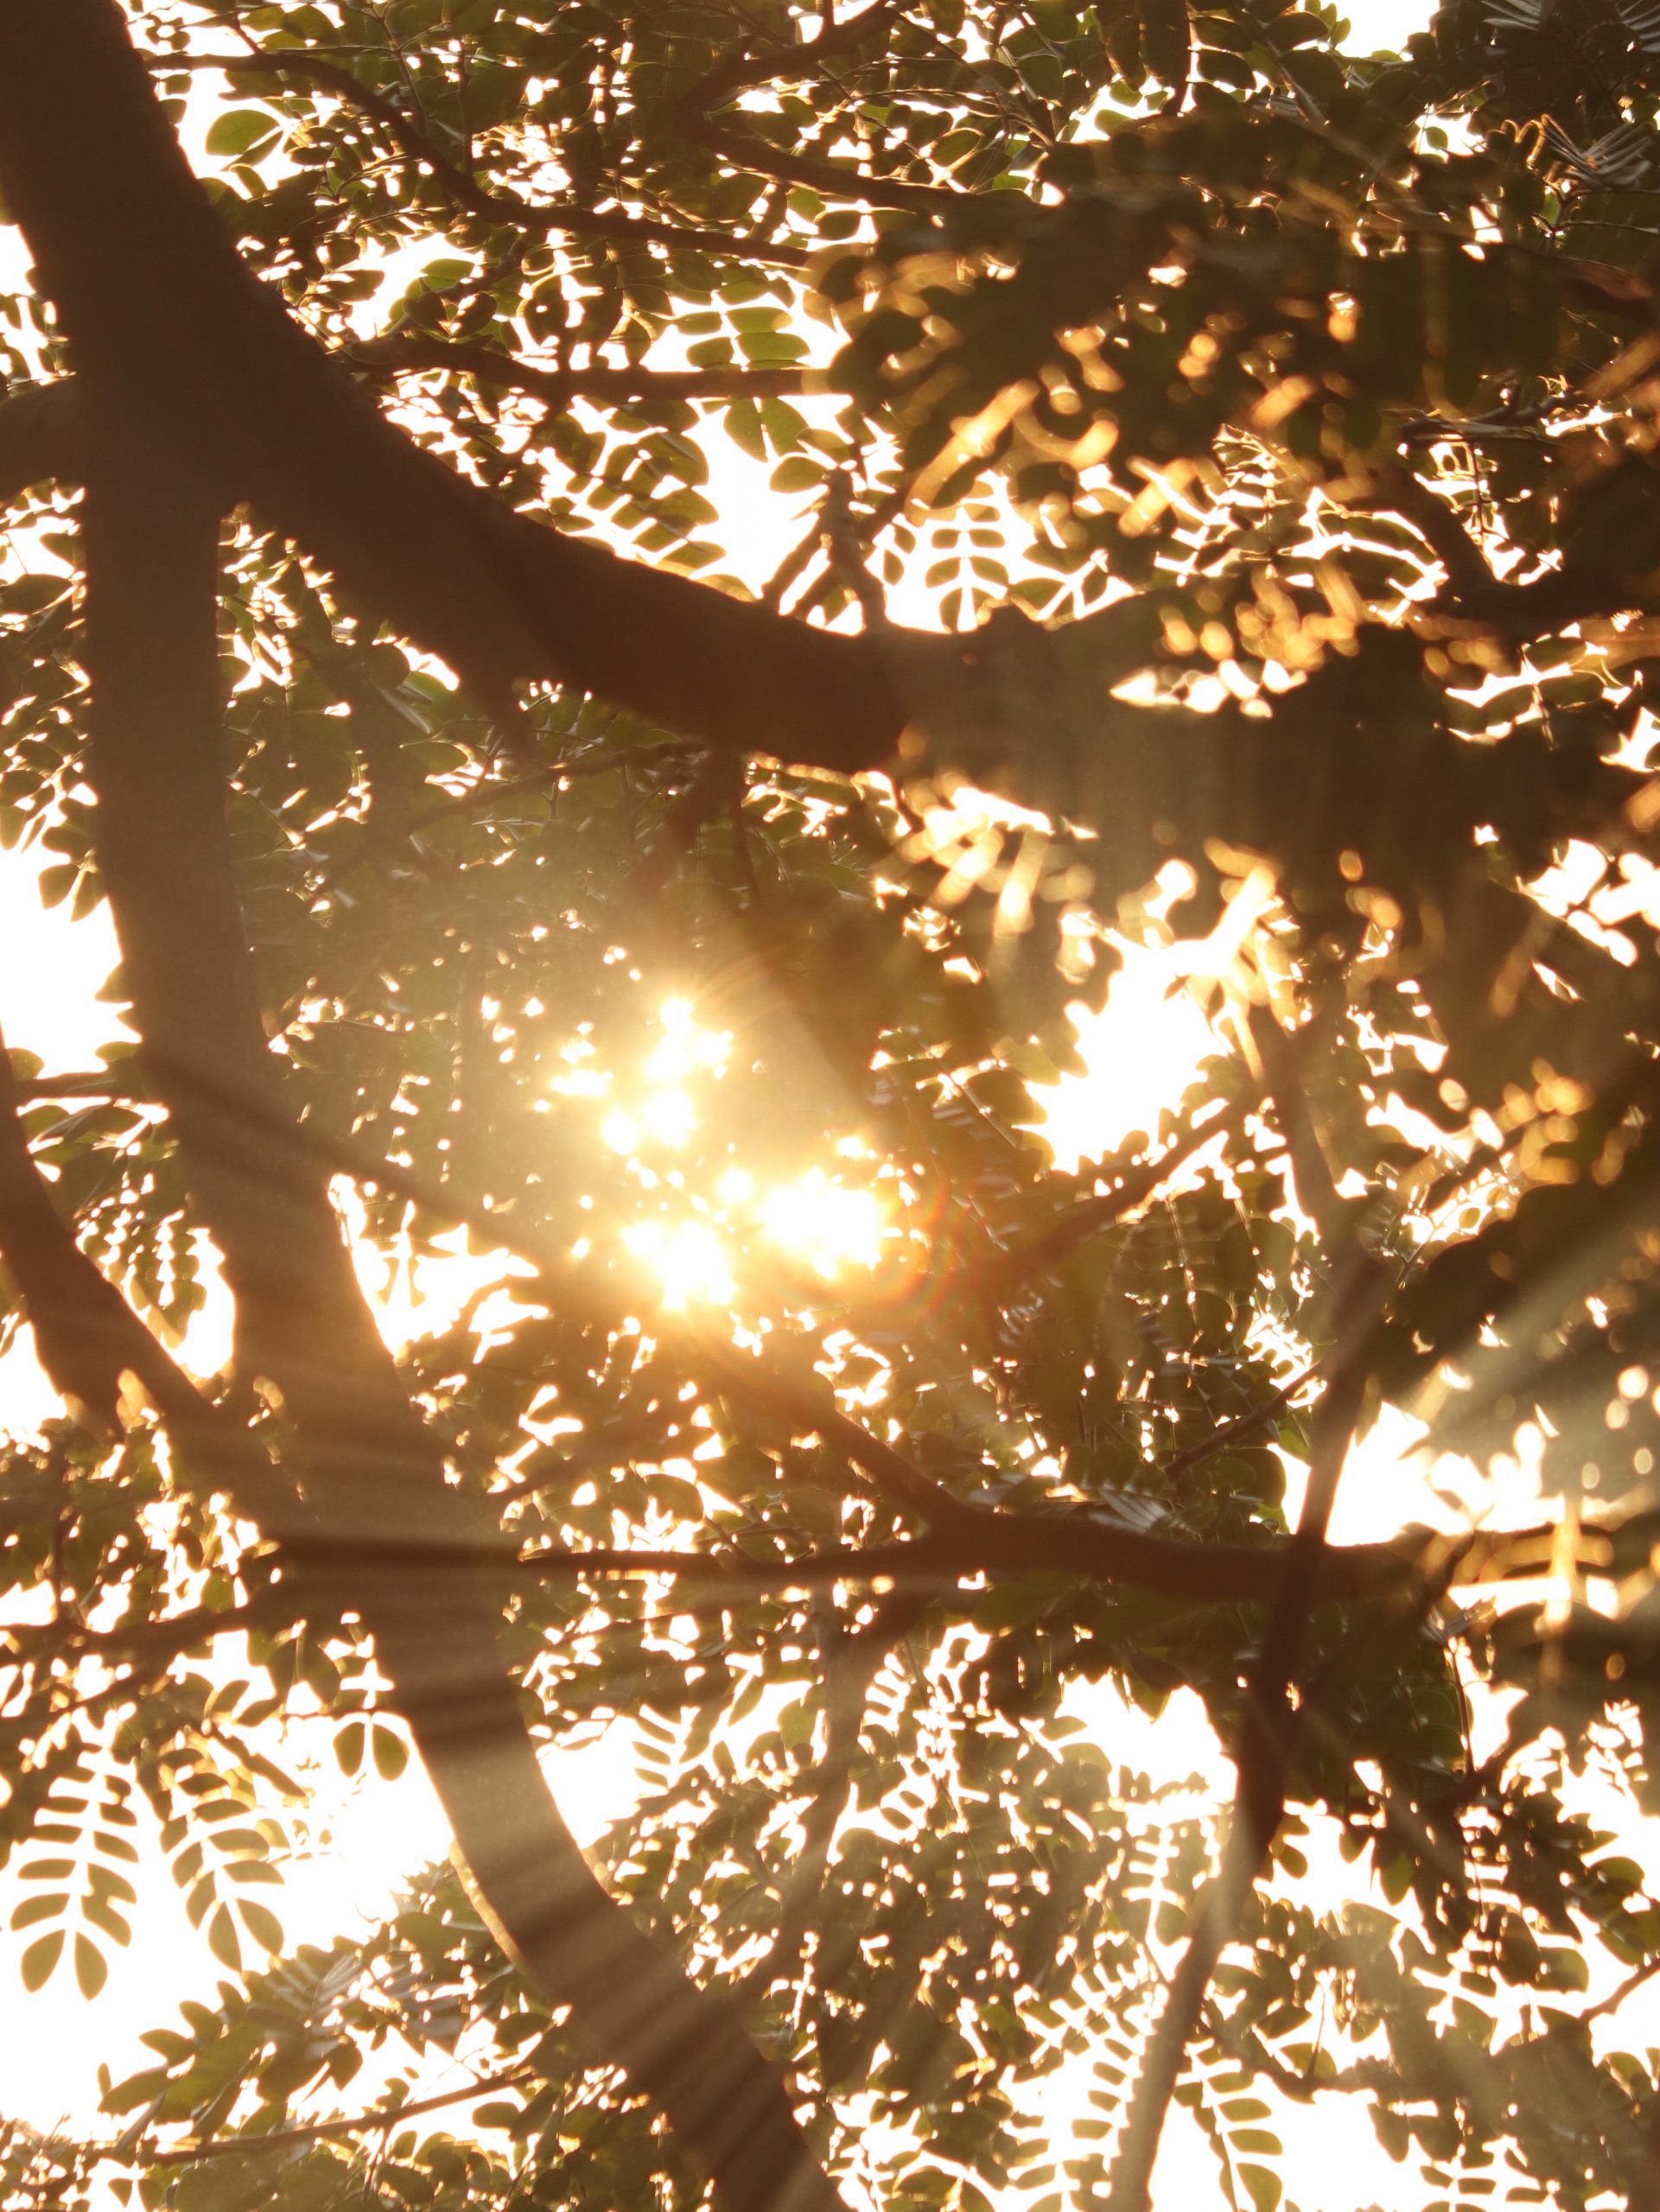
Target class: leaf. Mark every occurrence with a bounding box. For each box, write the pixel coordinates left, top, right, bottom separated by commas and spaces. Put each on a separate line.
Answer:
84, 1893, 133, 1947
74, 1929, 109, 1999
207, 1904, 242, 1972
1237, 2163, 1282, 2212
237, 1899, 283, 1955
204, 108, 279, 158
21, 1929, 64, 1992
10, 1887, 67, 1929
371, 1723, 410, 1781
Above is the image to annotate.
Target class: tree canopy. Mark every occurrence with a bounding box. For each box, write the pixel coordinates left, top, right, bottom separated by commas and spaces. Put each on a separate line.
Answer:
5, 0, 1660, 2208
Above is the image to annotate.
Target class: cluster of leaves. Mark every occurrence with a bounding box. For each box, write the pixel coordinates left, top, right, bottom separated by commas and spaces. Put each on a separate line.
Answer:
9, 0, 1660, 2209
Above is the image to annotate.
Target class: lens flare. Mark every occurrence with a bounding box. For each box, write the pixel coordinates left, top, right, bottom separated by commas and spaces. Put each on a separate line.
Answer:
626, 1219, 735, 1309
601, 1108, 641, 1154
765, 1171, 885, 1279
639, 1090, 696, 1147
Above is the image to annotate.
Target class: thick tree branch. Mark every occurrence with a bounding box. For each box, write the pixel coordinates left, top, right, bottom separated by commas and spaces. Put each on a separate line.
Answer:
0, 15, 849, 2208
499, 1508, 1600, 1608
0, 16, 903, 768
0, 21, 1184, 793
0, 376, 82, 505
0, 1024, 302, 1539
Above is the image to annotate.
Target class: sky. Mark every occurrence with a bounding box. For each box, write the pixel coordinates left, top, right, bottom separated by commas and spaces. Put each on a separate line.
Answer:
1342, 0, 1435, 48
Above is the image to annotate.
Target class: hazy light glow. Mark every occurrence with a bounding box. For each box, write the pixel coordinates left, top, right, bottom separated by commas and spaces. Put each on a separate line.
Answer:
626, 1218, 735, 1309
1035, 866, 1282, 1170
601, 1107, 641, 1154
765, 1170, 887, 1278
1038, 948, 1216, 1170
639, 1088, 696, 1147
1339, 0, 1434, 53
644, 1002, 729, 1085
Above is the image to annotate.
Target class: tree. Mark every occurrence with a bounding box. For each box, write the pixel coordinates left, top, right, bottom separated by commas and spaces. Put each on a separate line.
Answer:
3, 0, 1660, 2205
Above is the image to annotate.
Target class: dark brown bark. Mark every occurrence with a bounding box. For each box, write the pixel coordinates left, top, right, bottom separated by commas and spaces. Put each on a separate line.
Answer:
0, 1021, 297, 1536
0, 3, 907, 769
0, 3, 1180, 797
0, 377, 81, 506
0, 8, 848, 2209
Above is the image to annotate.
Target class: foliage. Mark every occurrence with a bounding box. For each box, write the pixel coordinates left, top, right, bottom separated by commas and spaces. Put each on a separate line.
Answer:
3, 2, 1660, 2210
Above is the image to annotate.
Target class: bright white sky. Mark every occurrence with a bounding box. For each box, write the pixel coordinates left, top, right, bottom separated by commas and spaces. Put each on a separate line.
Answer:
1342, 0, 1435, 48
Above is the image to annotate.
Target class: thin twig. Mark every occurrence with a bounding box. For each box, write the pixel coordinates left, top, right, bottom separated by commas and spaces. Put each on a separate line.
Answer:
145, 2065, 539, 2165
151, 49, 811, 264
1161, 1361, 1318, 1483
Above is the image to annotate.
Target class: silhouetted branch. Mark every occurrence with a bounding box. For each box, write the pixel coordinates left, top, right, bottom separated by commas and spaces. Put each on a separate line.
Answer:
146, 2065, 540, 2164
156, 48, 811, 264
0, 1027, 302, 1537
350, 334, 816, 407
671, 6, 962, 217
986, 1103, 1239, 1293
1341, 460, 1500, 604
0, 16, 848, 2209
1107, 1007, 1393, 2212
734, 1586, 929, 2005
1161, 1361, 1317, 1482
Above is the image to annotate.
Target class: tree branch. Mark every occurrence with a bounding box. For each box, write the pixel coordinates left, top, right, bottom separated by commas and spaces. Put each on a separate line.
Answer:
0, 1026, 303, 1540
349, 333, 816, 407
2, 1035, 1606, 1619
1161, 1362, 1317, 1483
1107, 1009, 1392, 2212
733, 1587, 929, 2006
671, 5, 964, 217
0, 33, 907, 772
160, 48, 811, 265
1104, 1378, 1368, 2212
0, 22, 1190, 797
0, 14, 849, 2208
0, 375, 81, 505
1339, 458, 1501, 606
145, 2065, 540, 2165
983, 1101, 1238, 1294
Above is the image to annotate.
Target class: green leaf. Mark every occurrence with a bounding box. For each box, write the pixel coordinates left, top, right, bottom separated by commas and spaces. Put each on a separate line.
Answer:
371, 1723, 409, 1781
204, 108, 279, 158
237, 1898, 283, 1955
207, 1904, 242, 1972
1238, 2163, 1282, 2212
74, 1929, 108, 1999
21, 1929, 64, 1992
